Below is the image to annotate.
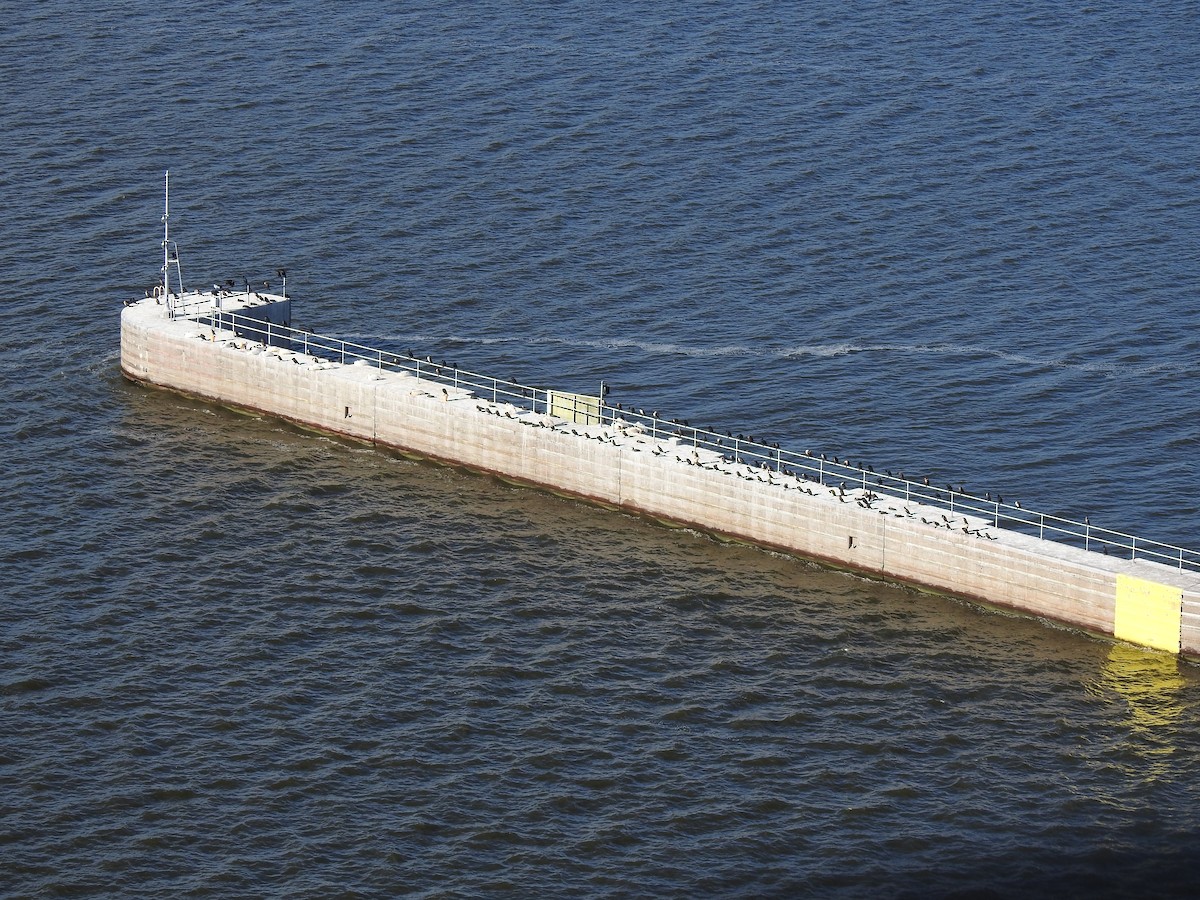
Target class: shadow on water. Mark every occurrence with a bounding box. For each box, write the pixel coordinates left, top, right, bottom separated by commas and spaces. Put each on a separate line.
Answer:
888, 840, 1200, 900
887, 646, 1198, 899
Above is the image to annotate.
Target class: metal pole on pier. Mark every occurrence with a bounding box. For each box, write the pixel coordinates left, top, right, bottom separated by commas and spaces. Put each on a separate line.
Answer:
162, 170, 170, 291
160, 170, 185, 303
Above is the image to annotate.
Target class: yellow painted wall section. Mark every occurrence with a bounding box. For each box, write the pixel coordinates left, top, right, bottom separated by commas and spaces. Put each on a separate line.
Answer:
1114, 574, 1182, 654
549, 391, 600, 424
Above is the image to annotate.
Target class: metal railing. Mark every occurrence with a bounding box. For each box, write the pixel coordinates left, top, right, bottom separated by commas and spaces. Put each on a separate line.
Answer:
183, 306, 1200, 574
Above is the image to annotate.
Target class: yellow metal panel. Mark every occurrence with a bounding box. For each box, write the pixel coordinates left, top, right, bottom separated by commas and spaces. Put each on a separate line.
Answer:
549, 391, 601, 425
1114, 574, 1182, 654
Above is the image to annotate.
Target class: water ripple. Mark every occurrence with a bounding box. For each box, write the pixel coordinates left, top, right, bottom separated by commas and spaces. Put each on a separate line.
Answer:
3, 1, 1200, 896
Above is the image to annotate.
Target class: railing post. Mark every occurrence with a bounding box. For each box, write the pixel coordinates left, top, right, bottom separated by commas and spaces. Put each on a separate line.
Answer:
1131, 536, 1137, 561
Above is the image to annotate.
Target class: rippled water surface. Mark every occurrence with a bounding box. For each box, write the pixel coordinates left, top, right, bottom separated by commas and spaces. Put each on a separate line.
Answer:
3, 2, 1200, 896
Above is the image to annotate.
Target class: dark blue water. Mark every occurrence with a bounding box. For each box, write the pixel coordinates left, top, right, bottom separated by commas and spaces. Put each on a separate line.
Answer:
4, 2, 1200, 896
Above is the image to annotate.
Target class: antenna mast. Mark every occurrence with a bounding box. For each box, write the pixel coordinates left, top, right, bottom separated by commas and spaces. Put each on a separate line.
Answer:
161, 170, 184, 299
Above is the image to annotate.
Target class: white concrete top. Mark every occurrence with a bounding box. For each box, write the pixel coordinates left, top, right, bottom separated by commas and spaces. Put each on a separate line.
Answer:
123, 294, 1200, 600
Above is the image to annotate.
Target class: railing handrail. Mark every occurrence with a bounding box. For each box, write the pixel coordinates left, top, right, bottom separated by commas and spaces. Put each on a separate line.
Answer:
179, 304, 1200, 574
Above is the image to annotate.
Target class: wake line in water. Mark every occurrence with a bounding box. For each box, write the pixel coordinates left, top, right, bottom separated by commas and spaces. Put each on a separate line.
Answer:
340, 333, 1186, 378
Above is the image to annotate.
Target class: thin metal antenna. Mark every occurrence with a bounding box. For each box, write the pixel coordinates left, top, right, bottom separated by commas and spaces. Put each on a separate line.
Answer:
162, 170, 169, 286
161, 170, 185, 299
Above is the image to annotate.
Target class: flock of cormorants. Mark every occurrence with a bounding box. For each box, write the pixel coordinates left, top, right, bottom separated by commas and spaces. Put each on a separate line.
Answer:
454, 395, 1005, 542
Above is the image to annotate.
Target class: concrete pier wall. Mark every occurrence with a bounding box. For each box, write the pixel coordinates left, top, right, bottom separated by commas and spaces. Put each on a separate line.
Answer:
121, 299, 1200, 658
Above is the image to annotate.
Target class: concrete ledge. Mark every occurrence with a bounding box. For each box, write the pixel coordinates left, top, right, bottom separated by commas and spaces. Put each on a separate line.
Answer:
120, 299, 1200, 658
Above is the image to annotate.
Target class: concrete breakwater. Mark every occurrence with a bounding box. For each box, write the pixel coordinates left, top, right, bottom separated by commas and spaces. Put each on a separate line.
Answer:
121, 292, 1200, 658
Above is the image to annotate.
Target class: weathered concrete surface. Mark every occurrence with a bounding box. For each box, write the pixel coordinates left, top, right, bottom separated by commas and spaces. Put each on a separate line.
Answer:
121, 297, 1200, 657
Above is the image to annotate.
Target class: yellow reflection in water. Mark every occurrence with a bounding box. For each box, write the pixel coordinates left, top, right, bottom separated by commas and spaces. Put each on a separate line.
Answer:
1093, 644, 1185, 774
